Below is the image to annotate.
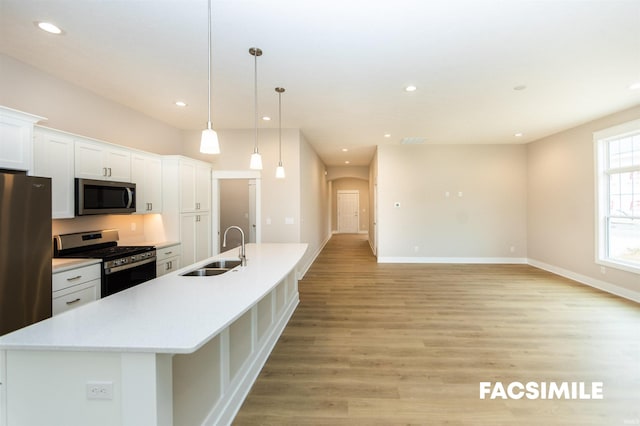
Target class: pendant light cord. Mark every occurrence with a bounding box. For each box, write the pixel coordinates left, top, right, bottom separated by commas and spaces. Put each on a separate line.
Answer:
278, 89, 282, 164
207, 0, 212, 127
254, 49, 258, 153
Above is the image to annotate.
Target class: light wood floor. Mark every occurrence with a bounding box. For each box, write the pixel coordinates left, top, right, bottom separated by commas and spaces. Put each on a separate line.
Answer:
233, 234, 640, 425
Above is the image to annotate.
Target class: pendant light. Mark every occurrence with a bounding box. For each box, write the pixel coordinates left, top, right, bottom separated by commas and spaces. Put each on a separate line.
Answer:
200, 0, 220, 154
275, 87, 286, 179
249, 47, 263, 170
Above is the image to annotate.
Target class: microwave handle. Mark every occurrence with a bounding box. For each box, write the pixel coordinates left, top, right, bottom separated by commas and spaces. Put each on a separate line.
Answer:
125, 187, 133, 208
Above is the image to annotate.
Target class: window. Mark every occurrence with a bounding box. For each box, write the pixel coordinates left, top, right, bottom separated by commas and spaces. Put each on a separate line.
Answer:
595, 119, 640, 274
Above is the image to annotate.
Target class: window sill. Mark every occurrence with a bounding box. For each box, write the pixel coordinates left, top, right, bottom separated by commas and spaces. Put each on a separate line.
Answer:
597, 258, 640, 275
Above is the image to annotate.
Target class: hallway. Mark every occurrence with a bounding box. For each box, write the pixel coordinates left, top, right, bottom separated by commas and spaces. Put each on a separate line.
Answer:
233, 234, 640, 425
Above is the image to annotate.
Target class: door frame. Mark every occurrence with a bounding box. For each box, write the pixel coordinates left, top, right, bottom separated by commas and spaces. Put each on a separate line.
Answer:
211, 171, 261, 255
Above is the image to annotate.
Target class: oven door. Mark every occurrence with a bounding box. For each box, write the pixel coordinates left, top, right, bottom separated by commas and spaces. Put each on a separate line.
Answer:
102, 259, 156, 297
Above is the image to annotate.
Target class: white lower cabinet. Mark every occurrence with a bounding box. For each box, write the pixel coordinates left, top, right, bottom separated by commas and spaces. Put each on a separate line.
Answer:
52, 263, 101, 315
156, 243, 182, 277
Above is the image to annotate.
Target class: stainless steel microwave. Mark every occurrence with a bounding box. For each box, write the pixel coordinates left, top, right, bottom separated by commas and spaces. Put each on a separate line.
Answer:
75, 178, 136, 215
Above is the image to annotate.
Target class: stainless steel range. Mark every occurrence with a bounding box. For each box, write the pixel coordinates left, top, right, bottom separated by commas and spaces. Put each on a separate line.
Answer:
54, 229, 156, 297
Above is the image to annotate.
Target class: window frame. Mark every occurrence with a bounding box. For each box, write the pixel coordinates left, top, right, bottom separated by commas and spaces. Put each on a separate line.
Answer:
594, 118, 640, 275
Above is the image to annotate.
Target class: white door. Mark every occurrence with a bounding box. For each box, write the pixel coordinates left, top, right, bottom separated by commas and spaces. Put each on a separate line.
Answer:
337, 191, 359, 233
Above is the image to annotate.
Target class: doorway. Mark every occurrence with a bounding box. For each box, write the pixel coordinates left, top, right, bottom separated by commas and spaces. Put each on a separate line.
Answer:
212, 171, 261, 255
337, 190, 359, 233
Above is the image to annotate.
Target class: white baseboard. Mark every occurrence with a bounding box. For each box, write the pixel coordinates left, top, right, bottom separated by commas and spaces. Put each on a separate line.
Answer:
527, 258, 640, 303
377, 256, 528, 264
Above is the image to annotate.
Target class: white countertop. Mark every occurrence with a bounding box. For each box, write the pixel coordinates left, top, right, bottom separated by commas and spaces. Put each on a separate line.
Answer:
1, 243, 307, 354
52, 258, 102, 273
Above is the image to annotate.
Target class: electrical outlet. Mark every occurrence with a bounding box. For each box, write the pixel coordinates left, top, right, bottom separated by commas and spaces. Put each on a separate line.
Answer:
86, 381, 113, 400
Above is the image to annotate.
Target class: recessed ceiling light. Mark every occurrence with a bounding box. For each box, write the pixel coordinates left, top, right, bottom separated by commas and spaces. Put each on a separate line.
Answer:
341, 148, 349, 152
629, 82, 640, 90
345, 160, 350, 164
513, 85, 527, 91
405, 85, 417, 92
384, 133, 391, 138
175, 101, 187, 107
262, 116, 271, 121
514, 132, 523, 137
36, 21, 63, 35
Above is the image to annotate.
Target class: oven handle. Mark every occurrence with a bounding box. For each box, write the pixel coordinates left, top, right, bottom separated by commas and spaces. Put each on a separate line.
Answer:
104, 256, 156, 275
125, 187, 133, 209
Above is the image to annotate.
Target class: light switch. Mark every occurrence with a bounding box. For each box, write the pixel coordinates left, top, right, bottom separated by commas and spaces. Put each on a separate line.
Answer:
285, 217, 294, 225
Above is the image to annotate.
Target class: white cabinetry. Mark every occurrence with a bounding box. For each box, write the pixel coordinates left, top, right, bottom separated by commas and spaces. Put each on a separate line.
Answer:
33, 126, 75, 218
162, 156, 212, 267
180, 160, 211, 212
52, 263, 101, 315
180, 212, 211, 267
156, 243, 181, 277
75, 139, 131, 182
0, 106, 45, 172
132, 152, 162, 213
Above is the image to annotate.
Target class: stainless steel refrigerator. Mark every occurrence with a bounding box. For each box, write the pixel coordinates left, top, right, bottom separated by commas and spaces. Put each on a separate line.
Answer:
0, 170, 52, 336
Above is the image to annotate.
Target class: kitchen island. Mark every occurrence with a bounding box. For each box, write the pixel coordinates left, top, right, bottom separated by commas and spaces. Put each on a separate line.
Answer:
0, 243, 307, 426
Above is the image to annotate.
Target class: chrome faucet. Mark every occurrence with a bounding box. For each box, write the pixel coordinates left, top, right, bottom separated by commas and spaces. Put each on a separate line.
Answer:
222, 226, 247, 266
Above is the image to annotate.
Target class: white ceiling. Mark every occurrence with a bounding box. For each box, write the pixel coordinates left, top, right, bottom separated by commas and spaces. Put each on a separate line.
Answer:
1, 0, 639, 166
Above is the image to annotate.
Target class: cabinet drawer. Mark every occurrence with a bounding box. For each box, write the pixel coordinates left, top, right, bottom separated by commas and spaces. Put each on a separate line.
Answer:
53, 263, 101, 292
156, 244, 181, 262
52, 280, 99, 315
156, 255, 181, 277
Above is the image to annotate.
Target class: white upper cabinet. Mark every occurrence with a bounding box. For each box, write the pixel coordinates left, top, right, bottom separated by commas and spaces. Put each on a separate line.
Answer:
33, 127, 75, 219
75, 139, 131, 182
131, 152, 162, 214
179, 160, 211, 213
0, 106, 45, 172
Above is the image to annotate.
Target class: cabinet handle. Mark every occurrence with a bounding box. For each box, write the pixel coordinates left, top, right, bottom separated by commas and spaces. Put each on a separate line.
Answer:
66, 275, 82, 281
108, 167, 112, 177
103, 167, 107, 177
164, 251, 173, 255
66, 298, 81, 305
149, 202, 152, 211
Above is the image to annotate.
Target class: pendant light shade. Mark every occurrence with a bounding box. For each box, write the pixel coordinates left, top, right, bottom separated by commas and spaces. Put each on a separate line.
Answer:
200, 0, 220, 154
249, 47, 263, 169
275, 87, 286, 179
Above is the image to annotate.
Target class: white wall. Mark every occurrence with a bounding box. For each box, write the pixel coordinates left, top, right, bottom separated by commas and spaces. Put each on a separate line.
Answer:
299, 132, 330, 275
0, 54, 182, 155
377, 144, 528, 262
183, 128, 302, 245
527, 105, 640, 299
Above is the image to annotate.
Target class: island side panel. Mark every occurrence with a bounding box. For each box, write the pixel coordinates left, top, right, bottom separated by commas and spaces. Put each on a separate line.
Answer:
3, 350, 171, 426
4, 350, 123, 426
171, 268, 300, 425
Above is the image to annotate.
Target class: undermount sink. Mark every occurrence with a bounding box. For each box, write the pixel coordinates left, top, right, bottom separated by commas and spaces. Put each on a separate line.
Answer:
181, 259, 242, 277
203, 260, 242, 269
